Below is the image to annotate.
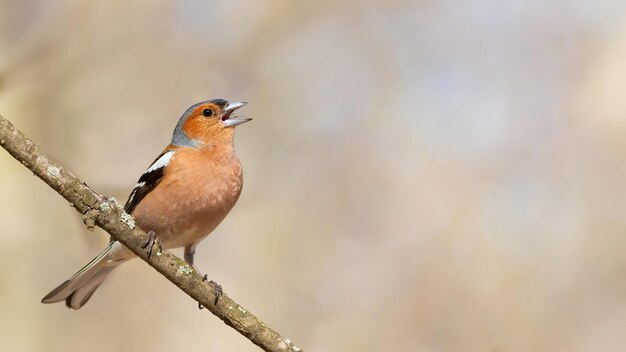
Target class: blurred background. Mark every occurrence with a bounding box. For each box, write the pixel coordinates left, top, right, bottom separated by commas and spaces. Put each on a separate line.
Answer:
1, 1, 626, 351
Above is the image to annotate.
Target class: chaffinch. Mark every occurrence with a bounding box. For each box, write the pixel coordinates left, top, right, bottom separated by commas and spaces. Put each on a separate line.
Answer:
42, 99, 251, 309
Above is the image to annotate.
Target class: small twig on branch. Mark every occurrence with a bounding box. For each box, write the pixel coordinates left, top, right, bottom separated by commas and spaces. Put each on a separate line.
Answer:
0, 114, 301, 352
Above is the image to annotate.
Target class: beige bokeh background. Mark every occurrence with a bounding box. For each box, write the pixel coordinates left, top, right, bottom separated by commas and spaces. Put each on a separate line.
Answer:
1, 1, 626, 351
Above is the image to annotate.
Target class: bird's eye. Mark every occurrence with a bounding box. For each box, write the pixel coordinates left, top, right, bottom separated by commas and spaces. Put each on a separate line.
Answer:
202, 108, 214, 117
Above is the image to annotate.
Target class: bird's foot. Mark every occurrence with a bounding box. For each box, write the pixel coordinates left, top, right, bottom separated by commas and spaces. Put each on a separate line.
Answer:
198, 275, 222, 309
141, 230, 162, 259
209, 280, 223, 305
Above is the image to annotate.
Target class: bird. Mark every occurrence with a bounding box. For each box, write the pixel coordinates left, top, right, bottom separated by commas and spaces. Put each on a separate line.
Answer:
41, 98, 251, 309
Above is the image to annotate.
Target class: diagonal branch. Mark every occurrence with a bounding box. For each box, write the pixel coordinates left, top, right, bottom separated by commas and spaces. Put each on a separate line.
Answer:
0, 114, 301, 352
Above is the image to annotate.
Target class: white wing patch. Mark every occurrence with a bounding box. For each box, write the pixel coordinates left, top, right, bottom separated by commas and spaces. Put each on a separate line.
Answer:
146, 150, 174, 173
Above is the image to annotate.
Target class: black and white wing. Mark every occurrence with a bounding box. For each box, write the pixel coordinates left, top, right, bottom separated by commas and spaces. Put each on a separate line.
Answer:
124, 150, 175, 214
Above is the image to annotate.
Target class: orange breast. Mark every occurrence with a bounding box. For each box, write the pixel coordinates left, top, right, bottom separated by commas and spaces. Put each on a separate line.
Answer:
131, 145, 243, 248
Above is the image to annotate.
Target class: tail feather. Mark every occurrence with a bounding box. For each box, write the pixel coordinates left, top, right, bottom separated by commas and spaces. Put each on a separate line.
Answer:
42, 242, 119, 309
64, 266, 114, 309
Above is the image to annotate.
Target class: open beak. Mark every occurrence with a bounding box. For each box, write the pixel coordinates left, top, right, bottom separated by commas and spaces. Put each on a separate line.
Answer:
223, 101, 252, 127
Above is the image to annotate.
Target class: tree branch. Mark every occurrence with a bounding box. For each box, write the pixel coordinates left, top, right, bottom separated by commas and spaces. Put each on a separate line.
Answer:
0, 114, 301, 352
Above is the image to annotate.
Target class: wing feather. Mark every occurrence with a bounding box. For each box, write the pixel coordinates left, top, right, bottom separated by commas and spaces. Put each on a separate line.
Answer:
124, 150, 174, 214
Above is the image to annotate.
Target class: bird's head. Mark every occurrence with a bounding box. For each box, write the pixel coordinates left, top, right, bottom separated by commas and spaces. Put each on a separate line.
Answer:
172, 99, 251, 148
